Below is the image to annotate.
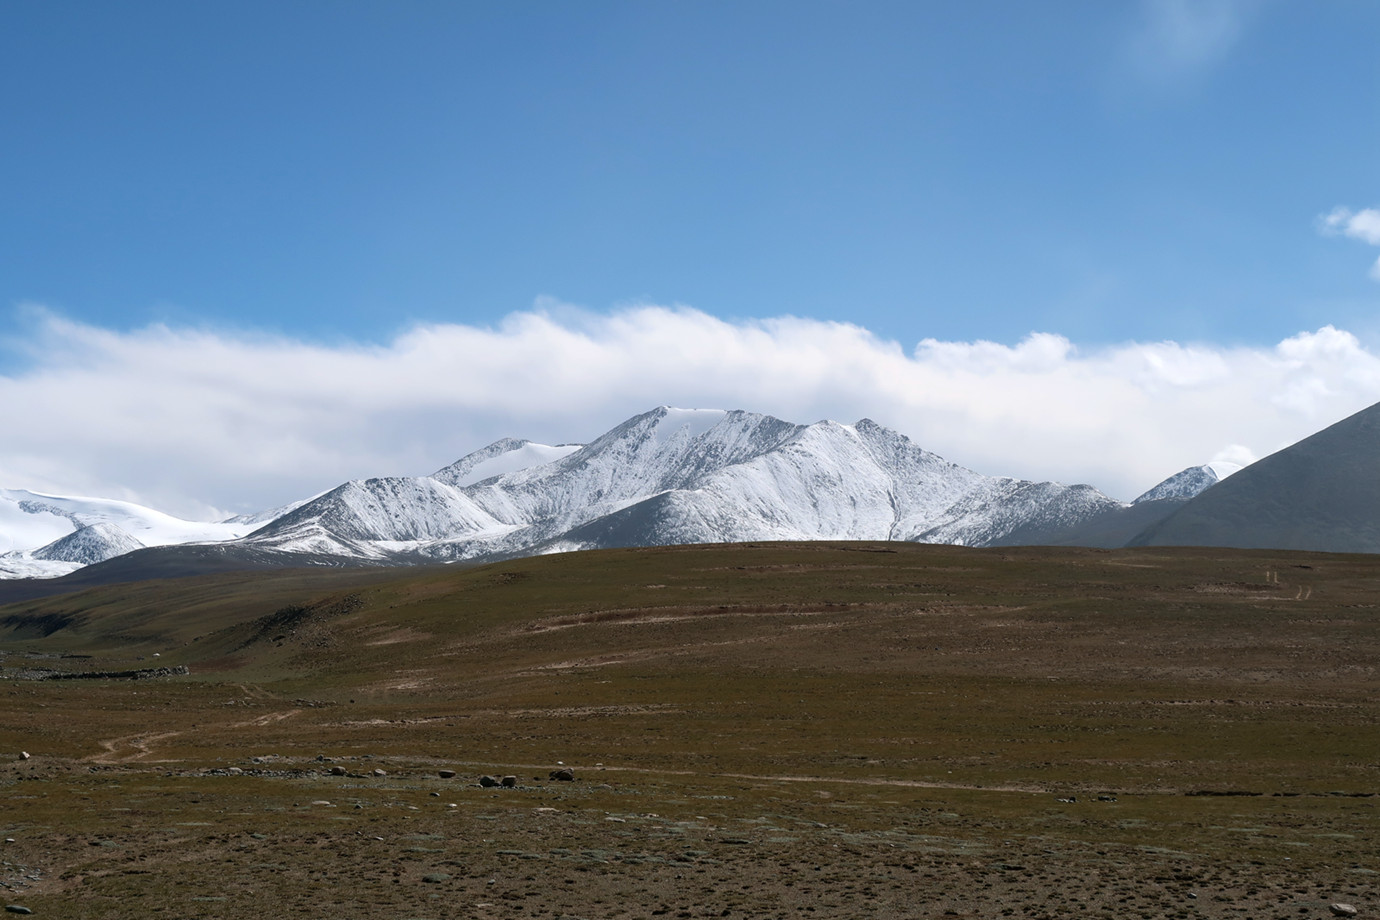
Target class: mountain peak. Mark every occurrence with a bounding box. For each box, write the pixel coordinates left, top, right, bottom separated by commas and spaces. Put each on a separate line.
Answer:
1133, 465, 1222, 504
33, 521, 145, 565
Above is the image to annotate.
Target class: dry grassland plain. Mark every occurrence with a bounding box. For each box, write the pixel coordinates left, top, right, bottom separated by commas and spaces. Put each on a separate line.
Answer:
0, 542, 1376, 919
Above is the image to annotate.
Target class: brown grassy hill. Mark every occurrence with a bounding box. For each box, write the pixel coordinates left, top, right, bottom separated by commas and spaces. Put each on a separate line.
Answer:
0, 542, 1377, 918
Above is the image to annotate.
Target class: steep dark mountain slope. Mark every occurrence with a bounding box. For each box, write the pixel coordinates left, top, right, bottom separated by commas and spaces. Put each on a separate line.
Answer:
1132, 401, 1380, 552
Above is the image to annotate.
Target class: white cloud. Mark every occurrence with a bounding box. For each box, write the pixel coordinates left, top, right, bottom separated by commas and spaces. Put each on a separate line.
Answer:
2, 304, 1379, 519
1319, 206, 1380, 245
1319, 206, 1380, 281
1128, 0, 1257, 84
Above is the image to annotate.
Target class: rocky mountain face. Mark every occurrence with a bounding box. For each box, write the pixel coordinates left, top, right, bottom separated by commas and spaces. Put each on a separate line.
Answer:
31, 522, 146, 566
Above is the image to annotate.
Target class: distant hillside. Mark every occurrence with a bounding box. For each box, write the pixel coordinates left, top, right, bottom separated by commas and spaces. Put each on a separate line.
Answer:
1132, 401, 1380, 552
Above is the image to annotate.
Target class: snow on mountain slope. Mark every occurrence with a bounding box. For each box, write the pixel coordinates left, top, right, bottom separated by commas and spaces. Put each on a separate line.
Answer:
0, 489, 250, 550
244, 476, 509, 558
417, 408, 807, 556
0, 488, 259, 579
917, 480, 1125, 547
2, 407, 1238, 578
1133, 465, 1221, 504
413, 409, 1126, 558
33, 522, 145, 565
438, 440, 581, 488
244, 406, 1140, 562
663, 420, 902, 541
244, 408, 810, 561
0, 491, 72, 556
851, 419, 993, 538
432, 438, 582, 488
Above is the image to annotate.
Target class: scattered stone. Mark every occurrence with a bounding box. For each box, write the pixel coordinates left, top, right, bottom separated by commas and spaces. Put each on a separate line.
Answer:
1056, 797, 1076, 803
479, 775, 500, 788
550, 768, 575, 782
501, 775, 517, 787
330, 766, 347, 776
430, 792, 440, 797
1331, 905, 1358, 917
438, 769, 456, 779
1096, 794, 1116, 802
227, 767, 242, 775
18, 752, 29, 761
5, 906, 32, 915
372, 768, 387, 777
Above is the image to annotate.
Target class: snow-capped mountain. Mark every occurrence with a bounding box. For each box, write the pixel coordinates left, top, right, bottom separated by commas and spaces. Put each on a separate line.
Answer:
1131, 462, 1240, 504
31, 522, 146, 567
0, 488, 261, 579
240, 407, 1173, 564
0, 407, 1234, 582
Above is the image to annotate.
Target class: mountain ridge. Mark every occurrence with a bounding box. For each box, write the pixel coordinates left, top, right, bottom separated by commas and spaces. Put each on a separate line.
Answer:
240, 407, 1181, 564
1131, 400, 1380, 552
0, 406, 1239, 581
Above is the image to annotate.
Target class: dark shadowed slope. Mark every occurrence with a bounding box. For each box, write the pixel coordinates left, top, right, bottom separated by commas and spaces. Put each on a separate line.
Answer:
1132, 400, 1380, 552
0, 542, 399, 605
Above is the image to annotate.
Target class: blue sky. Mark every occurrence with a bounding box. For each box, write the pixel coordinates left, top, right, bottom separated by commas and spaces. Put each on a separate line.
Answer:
4, 0, 1376, 347
1, 1, 1379, 516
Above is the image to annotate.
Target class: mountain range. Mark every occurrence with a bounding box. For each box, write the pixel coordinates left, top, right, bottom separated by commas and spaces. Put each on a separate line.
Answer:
8, 399, 1368, 587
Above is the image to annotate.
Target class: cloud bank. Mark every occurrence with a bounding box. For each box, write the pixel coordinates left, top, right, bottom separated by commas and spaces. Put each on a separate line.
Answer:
4, 304, 1380, 520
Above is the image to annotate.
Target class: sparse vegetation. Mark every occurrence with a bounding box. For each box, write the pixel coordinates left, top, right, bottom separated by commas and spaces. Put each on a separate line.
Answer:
0, 542, 1376, 917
